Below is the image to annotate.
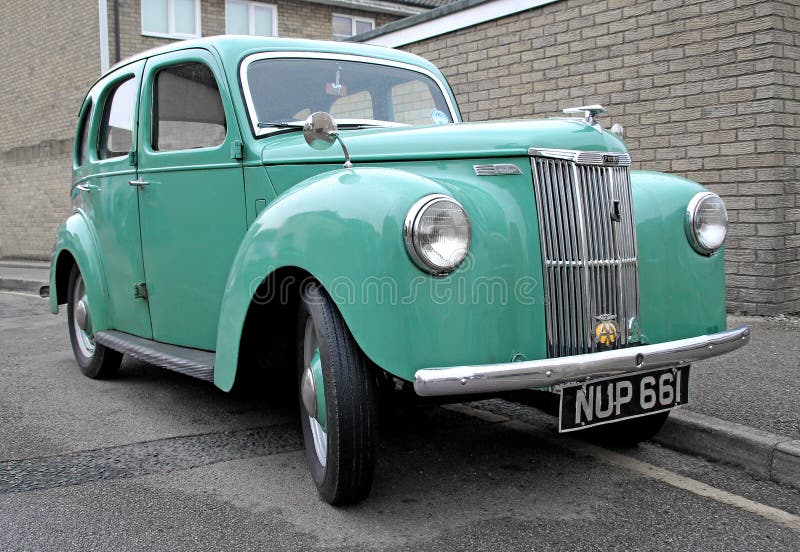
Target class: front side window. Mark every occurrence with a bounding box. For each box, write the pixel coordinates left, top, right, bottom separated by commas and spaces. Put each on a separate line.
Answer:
99, 78, 137, 160
142, 0, 200, 39
226, 0, 277, 36
332, 14, 374, 40
244, 56, 455, 135
152, 63, 227, 151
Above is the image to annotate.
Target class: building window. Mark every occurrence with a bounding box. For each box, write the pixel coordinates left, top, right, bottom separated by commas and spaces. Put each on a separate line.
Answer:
226, 1, 277, 37
141, 0, 201, 39
332, 14, 374, 40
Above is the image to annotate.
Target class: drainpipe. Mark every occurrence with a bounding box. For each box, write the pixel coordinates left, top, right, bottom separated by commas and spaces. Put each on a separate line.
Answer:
98, 0, 109, 72
113, 0, 121, 63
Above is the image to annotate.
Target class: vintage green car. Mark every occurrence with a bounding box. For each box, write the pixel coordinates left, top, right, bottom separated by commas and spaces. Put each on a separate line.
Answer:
49, 36, 749, 504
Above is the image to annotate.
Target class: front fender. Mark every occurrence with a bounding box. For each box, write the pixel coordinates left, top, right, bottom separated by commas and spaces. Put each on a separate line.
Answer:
49, 211, 111, 332
631, 171, 727, 343
214, 165, 547, 391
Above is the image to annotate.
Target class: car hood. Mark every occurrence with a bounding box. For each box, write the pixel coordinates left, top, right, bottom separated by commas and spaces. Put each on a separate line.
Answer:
259, 119, 627, 165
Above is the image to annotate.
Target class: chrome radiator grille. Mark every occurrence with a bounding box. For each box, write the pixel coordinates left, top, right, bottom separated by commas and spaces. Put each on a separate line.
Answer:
530, 150, 639, 358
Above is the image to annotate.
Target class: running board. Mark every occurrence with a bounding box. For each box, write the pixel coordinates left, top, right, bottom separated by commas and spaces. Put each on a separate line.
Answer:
94, 330, 215, 382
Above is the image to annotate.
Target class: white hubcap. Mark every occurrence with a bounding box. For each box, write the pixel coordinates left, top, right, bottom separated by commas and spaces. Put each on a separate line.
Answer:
303, 317, 327, 467
72, 274, 95, 358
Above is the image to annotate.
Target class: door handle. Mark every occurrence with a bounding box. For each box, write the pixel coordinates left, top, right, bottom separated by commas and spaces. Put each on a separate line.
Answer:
75, 183, 99, 192
129, 179, 150, 189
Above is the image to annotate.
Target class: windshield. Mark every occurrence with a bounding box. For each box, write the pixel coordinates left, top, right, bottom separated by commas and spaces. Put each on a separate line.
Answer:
243, 56, 456, 135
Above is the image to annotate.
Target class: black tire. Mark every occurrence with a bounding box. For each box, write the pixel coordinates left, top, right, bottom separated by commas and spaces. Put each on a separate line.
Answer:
583, 411, 670, 446
297, 281, 379, 505
67, 264, 122, 379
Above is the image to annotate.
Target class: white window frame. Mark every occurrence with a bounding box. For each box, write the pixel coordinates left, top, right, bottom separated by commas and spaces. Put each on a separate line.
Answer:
141, 0, 202, 40
332, 13, 375, 40
225, 0, 278, 37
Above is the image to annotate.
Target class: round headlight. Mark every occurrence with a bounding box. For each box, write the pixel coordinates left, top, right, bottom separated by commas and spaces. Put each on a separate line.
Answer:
404, 194, 471, 275
686, 192, 728, 255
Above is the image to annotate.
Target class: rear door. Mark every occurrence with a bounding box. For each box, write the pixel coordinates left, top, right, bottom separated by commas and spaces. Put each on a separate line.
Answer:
82, 61, 153, 338
136, 48, 247, 350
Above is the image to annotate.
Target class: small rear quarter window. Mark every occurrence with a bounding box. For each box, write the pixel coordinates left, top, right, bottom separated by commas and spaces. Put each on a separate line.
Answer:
76, 102, 92, 166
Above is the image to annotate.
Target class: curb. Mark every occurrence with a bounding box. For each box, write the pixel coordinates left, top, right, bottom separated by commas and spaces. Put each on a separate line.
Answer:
0, 278, 47, 294
655, 409, 800, 491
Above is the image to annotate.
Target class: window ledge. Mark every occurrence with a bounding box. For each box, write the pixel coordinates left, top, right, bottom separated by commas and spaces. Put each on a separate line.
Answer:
141, 30, 201, 40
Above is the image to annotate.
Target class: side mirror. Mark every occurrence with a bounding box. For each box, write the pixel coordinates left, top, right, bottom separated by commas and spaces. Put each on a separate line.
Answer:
303, 112, 353, 168
303, 112, 338, 150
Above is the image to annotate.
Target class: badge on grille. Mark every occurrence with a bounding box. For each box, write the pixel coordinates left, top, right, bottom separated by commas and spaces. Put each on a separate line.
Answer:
594, 314, 618, 347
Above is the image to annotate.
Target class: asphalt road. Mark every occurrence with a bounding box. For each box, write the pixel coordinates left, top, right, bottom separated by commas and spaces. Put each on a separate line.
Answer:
1, 291, 798, 551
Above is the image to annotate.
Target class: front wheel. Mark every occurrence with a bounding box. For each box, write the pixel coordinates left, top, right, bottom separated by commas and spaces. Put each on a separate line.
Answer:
297, 281, 379, 505
67, 265, 122, 379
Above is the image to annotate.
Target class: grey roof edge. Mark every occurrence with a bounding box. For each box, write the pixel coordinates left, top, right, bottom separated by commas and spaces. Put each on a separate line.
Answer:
348, 0, 493, 42
303, 0, 427, 16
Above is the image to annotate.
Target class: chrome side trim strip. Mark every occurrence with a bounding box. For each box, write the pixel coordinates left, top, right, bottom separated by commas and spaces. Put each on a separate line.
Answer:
474, 163, 522, 176
413, 325, 750, 397
529, 148, 631, 166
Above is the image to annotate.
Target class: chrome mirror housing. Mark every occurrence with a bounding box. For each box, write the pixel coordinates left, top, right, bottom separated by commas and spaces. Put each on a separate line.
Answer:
303, 112, 339, 150
303, 112, 353, 168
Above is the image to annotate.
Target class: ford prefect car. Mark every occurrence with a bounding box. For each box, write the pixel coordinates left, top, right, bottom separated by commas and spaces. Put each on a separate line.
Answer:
49, 36, 749, 504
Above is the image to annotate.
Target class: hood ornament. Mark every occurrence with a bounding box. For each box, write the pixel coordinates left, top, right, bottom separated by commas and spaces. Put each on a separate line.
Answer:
562, 105, 625, 139
563, 104, 607, 130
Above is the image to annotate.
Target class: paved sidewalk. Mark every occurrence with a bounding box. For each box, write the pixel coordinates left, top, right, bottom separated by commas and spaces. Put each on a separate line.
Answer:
691, 314, 799, 440
0, 259, 49, 293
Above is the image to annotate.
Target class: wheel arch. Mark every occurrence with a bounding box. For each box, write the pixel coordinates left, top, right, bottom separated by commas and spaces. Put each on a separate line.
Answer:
52, 249, 77, 306
231, 265, 315, 392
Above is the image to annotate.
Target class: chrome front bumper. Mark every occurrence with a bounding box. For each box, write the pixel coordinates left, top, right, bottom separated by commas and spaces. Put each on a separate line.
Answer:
413, 325, 750, 397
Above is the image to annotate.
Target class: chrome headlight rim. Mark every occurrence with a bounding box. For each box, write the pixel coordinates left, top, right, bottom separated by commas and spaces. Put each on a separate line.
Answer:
685, 191, 728, 256
403, 194, 472, 277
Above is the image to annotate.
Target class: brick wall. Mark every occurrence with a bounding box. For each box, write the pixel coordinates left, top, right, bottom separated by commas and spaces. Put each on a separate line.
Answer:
401, 0, 800, 315
0, 0, 402, 260
0, 0, 101, 259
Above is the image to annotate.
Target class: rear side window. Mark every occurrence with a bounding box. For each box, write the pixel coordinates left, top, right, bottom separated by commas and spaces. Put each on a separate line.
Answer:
99, 78, 137, 160
152, 63, 227, 151
76, 102, 92, 166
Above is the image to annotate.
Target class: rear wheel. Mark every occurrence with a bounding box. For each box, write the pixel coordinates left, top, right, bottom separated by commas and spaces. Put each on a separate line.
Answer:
297, 281, 379, 505
583, 411, 670, 446
67, 265, 122, 379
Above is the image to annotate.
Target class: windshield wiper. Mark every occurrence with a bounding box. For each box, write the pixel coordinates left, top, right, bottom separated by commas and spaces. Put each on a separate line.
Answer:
257, 121, 304, 129
258, 120, 389, 130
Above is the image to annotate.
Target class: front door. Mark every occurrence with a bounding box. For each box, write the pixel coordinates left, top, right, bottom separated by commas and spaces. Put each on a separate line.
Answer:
136, 49, 247, 350
85, 61, 153, 338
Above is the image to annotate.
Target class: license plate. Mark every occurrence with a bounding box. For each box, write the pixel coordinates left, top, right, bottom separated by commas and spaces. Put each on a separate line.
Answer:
558, 366, 689, 433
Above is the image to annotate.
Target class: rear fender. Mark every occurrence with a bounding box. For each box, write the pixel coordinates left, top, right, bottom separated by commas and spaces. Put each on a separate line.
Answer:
49, 211, 111, 332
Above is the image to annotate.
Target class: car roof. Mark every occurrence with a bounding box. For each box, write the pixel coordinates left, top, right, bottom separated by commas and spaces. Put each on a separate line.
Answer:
106, 35, 440, 76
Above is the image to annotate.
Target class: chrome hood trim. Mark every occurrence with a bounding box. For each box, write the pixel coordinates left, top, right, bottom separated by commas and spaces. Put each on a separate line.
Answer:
529, 148, 631, 166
